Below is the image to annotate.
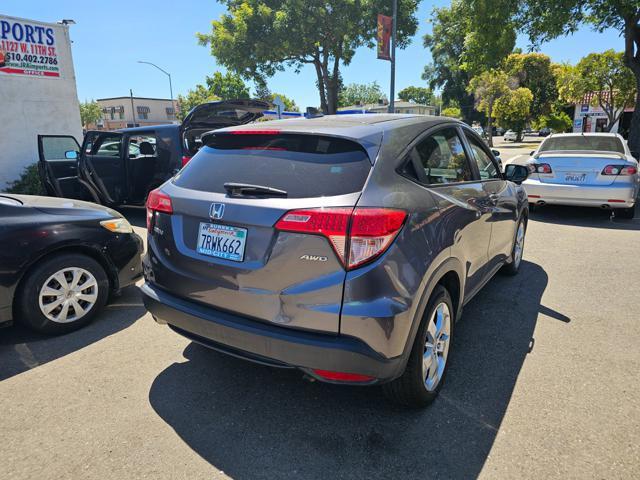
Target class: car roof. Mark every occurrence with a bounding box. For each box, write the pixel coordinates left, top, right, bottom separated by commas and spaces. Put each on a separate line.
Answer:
213, 114, 460, 140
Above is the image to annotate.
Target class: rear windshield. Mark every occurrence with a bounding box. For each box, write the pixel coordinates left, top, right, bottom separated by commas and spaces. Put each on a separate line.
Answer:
539, 136, 625, 154
173, 133, 372, 198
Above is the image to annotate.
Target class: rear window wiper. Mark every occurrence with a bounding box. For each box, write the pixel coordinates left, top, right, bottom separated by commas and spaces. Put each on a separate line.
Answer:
223, 182, 288, 197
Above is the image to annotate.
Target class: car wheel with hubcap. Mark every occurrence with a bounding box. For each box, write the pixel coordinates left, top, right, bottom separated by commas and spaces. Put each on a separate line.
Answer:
17, 253, 109, 334
383, 285, 454, 407
501, 217, 526, 276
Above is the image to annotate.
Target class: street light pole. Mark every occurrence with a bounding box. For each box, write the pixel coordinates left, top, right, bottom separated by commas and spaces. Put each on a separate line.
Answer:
137, 60, 174, 119
388, 0, 398, 114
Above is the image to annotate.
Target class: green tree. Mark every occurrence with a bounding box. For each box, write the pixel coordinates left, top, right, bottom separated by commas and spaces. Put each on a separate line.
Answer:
534, 110, 573, 133
494, 87, 534, 140
398, 86, 433, 105
197, 0, 420, 114
206, 71, 251, 100
502, 52, 558, 120
441, 106, 462, 118
576, 50, 636, 132
338, 82, 386, 107
517, 1, 640, 154
468, 70, 511, 146
79, 100, 102, 128
422, 2, 476, 123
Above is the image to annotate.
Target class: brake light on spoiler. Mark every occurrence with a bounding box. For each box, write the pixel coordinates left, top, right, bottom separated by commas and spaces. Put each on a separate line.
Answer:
275, 207, 407, 270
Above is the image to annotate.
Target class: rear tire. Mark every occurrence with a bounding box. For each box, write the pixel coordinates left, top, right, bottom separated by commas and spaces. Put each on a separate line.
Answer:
17, 253, 109, 335
501, 217, 526, 276
615, 205, 636, 220
383, 286, 454, 408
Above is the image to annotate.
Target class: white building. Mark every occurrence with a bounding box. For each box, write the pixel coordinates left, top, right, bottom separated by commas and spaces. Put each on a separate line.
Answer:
92, 96, 177, 130
0, 15, 82, 189
572, 92, 634, 136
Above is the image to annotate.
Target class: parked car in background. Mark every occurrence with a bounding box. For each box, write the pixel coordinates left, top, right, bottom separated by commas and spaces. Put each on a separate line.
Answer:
539, 128, 551, 137
141, 114, 530, 408
0, 194, 143, 333
504, 130, 518, 142
38, 100, 270, 207
524, 133, 639, 219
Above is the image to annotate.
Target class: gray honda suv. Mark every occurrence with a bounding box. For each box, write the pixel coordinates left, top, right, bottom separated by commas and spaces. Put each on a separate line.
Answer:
141, 114, 530, 407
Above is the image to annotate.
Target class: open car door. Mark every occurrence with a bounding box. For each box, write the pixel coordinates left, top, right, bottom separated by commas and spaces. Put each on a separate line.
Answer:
37, 135, 90, 200
181, 99, 271, 156
79, 131, 127, 206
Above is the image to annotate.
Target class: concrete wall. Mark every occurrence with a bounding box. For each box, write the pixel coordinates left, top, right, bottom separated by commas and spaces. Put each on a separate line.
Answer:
0, 15, 82, 190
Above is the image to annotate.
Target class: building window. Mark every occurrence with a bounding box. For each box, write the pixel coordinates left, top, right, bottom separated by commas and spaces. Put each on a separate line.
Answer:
166, 107, 176, 120
137, 105, 150, 120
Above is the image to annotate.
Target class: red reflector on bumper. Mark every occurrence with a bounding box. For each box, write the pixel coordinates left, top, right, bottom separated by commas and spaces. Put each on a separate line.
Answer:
608, 199, 626, 203
528, 195, 541, 198
312, 369, 375, 382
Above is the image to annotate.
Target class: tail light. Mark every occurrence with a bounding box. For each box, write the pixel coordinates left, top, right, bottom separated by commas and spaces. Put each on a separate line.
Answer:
181, 156, 192, 167
146, 189, 173, 232
275, 207, 407, 270
602, 165, 638, 175
533, 163, 553, 174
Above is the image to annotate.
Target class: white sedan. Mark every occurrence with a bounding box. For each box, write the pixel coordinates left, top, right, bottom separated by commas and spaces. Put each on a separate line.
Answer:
524, 133, 639, 219
503, 130, 518, 142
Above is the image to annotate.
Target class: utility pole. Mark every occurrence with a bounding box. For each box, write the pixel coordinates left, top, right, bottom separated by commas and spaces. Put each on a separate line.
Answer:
388, 0, 398, 113
130, 89, 136, 127
137, 61, 174, 121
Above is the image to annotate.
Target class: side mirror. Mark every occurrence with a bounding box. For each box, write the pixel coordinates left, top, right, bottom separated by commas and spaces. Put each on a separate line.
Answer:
491, 149, 500, 157
65, 150, 78, 160
505, 164, 529, 184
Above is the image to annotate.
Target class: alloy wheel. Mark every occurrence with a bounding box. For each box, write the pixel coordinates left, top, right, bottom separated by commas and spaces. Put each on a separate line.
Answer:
423, 302, 451, 391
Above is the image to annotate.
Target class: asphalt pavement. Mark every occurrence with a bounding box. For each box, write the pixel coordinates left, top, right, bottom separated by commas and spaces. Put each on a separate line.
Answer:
1, 200, 639, 479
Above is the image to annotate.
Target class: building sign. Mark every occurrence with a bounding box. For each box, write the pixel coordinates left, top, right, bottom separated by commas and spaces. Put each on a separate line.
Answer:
580, 104, 589, 113
377, 14, 392, 61
0, 18, 60, 77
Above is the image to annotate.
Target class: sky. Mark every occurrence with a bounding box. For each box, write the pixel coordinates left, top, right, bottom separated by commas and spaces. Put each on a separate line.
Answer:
2, 0, 626, 110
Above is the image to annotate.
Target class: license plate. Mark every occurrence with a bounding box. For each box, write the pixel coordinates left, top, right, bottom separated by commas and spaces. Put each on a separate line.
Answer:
197, 222, 247, 262
564, 172, 587, 183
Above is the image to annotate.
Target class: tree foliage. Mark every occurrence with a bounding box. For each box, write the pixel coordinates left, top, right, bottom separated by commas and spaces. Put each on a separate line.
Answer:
502, 52, 558, 120
177, 71, 251, 120
516, 0, 640, 153
198, 0, 420, 114
534, 110, 573, 133
397, 86, 433, 105
441, 106, 462, 118
467, 70, 511, 146
79, 100, 102, 128
494, 87, 534, 139
338, 82, 386, 107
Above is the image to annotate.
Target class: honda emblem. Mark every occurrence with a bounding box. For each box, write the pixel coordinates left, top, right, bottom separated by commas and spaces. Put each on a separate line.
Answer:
210, 203, 225, 220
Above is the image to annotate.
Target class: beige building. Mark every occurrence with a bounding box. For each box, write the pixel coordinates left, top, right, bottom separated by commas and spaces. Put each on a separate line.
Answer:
338, 100, 438, 116
91, 96, 177, 130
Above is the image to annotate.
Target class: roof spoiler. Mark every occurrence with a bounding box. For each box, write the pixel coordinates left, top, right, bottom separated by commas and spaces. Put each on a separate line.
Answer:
533, 150, 627, 160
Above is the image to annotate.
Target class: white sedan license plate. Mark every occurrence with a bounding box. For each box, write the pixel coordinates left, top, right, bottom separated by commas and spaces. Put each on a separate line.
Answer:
564, 172, 587, 183
197, 222, 247, 262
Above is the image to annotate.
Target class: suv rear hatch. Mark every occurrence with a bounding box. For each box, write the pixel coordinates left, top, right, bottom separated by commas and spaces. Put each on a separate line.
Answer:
147, 131, 374, 334
181, 99, 271, 157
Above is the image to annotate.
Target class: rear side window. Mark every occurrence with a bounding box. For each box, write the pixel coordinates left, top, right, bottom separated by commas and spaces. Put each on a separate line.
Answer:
539, 136, 625, 154
413, 128, 473, 184
173, 134, 372, 198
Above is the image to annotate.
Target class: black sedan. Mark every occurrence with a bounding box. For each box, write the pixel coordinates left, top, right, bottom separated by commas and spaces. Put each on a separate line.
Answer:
0, 194, 143, 334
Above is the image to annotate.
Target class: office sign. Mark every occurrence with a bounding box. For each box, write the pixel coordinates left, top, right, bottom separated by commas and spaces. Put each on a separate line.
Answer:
0, 17, 60, 77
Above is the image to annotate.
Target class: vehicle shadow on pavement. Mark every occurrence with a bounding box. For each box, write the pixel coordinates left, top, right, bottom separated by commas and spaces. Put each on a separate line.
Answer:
530, 204, 640, 230
149, 261, 560, 479
118, 206, 147, 229
0, 286, 145, 382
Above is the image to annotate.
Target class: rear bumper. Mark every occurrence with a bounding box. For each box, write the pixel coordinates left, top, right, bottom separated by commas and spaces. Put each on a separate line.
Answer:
523, 179, 638, 208
141, 282, 404, 383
